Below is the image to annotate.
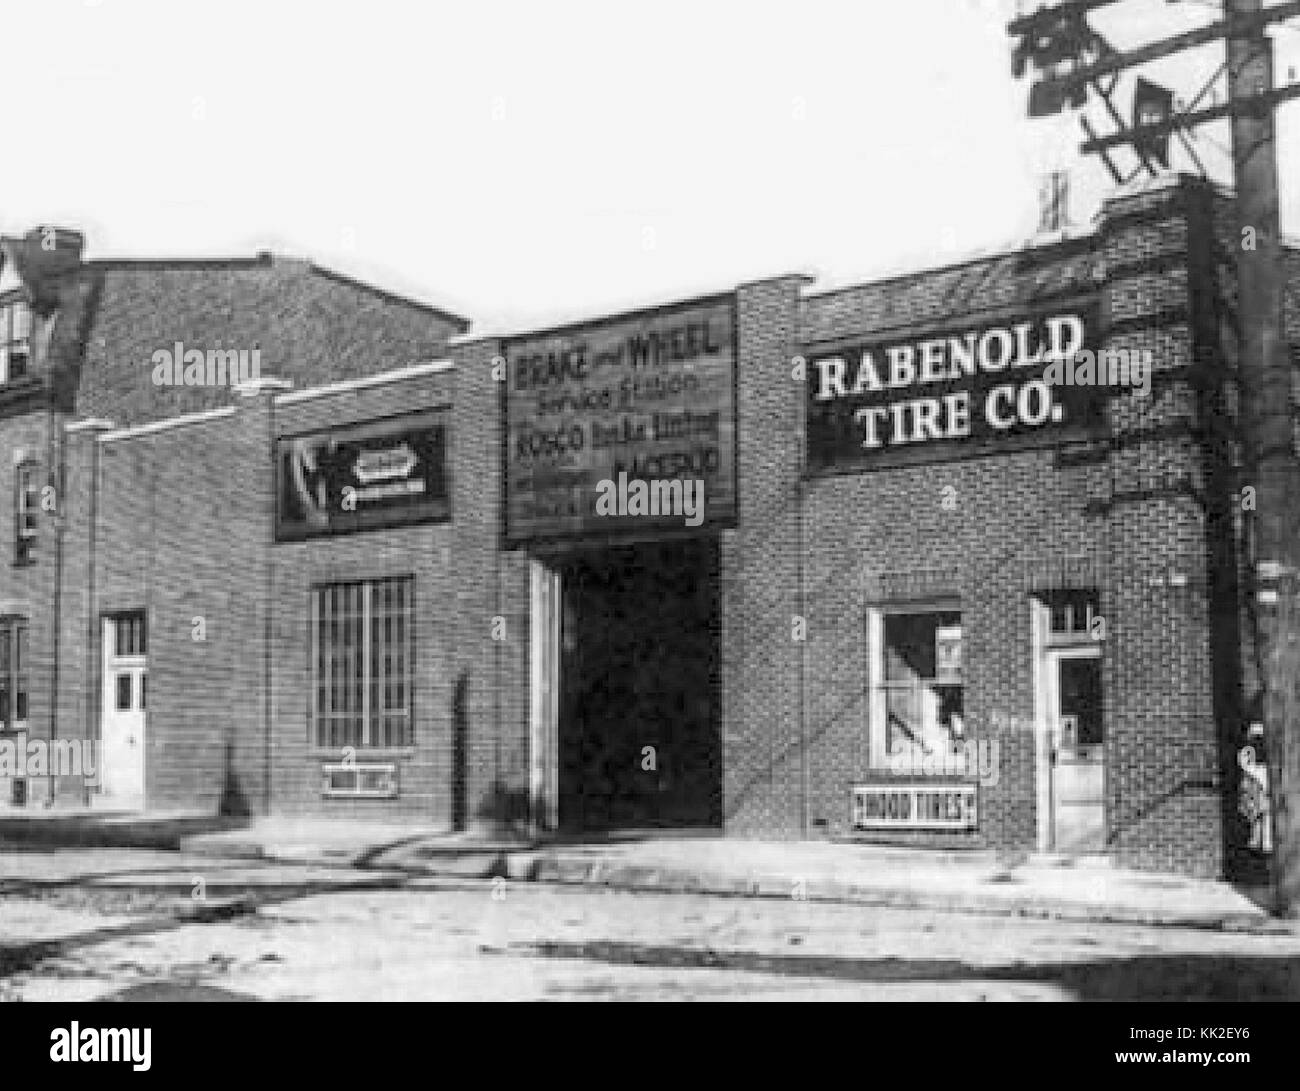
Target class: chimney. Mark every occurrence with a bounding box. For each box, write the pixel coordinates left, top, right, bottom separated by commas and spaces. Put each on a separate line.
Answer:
2, 227, 85, 312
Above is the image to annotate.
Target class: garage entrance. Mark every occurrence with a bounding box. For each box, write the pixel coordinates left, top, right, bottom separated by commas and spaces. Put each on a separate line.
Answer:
551, 536, 721, 833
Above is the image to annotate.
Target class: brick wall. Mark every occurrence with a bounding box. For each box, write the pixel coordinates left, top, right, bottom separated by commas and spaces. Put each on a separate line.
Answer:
73, 258, 465, 428
76, 351, 514, 823
762, 176, 1227, 876
90, 403, 268, 812
0, 412, 56, 804
722, 277, 808, 837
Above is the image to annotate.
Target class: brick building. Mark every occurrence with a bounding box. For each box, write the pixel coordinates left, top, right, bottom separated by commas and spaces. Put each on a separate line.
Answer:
0, 228, 468, 813
1, 173, 1295, 879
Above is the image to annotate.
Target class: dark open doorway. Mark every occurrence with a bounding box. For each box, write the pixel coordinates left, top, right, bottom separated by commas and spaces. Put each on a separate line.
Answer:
556, 536, 721, 832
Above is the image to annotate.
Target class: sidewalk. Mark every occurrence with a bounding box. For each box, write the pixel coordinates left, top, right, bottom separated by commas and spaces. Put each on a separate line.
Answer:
179, 819, 1275, 929
2, 810, 1269, 928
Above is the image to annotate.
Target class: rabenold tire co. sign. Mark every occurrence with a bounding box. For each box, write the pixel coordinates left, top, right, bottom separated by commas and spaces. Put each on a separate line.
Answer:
806, 305, 1102, 471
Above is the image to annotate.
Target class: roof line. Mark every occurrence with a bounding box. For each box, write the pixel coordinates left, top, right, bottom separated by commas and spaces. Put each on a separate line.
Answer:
801, 232, 1094, 305
458, 287, 738, 344
85, 252, 471, 329
302, 261, 471, 331
275, 359, 455, 405
98, 405, 238, 443
86, 255, 274, 272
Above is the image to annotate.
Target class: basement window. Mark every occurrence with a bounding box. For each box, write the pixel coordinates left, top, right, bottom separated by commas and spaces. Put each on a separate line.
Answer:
320, 762, 399, 799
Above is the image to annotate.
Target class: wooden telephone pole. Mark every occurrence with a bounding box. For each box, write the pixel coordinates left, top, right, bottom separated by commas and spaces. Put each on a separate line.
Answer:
1227, 0, 1300, 915
1011, 1, 1300, 912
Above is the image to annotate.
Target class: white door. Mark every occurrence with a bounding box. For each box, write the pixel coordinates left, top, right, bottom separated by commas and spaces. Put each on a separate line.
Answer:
100, 615, 146, 810
1047, 647, 1104, 853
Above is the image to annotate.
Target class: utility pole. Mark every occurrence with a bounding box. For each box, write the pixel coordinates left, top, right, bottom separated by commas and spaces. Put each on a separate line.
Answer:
1010, 1, 1300, 912
1226, 0, 1300, 914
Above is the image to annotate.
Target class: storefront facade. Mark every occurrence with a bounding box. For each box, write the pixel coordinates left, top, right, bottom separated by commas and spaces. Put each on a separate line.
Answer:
3, 174, 1293, 880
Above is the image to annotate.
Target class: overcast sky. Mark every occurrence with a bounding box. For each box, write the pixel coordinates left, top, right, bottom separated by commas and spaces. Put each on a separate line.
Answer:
6, 0, 1300, 333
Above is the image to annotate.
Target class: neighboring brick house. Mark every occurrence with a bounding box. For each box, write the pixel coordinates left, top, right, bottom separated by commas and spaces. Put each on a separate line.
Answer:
0, 227, 468, 811
4, 174, 1299, 881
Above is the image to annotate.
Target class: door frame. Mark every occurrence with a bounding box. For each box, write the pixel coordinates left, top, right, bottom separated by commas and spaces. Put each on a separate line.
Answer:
1032, 600, 1104, 853
529, 559, 561, 834
100, 612, 147, 810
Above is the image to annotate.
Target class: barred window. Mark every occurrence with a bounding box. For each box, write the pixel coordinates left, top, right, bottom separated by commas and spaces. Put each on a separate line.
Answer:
0, 617, 30, 731
0, 300, 32, 382
311, 576, 413, 749
113, 612, 147, 656
15, 459, 39, 566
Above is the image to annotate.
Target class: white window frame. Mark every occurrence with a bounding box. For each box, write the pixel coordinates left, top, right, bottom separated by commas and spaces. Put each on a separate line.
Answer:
0, 298, 32, 383
14, 458, 39, 567
866, 602, 968, 774
1044, 589, 1102, 647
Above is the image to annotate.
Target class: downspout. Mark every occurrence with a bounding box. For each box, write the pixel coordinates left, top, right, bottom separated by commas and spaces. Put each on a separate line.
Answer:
263, 390, 276, 814
46, 397, 66, 807
796, 309, 810, 839
798, 392, 808, 839
84, 422, 100, 806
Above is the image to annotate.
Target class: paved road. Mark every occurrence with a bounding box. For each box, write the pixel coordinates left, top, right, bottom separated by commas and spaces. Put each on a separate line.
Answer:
1, 849, 1298, 1001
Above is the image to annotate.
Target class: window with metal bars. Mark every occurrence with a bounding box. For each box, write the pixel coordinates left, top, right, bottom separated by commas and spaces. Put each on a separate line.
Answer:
112, 612, 147, 657
311, 576, 413, 749
0, 617, 30, 731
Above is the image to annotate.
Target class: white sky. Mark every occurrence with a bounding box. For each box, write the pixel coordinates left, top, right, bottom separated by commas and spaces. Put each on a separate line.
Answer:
5, 0, 1300, 332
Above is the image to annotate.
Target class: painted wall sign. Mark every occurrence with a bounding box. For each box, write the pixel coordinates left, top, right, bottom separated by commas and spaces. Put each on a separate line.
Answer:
852, 783, 978, 831
275, 408, 450, 540
806, 305, 1102, 471
503, 296, 736, 542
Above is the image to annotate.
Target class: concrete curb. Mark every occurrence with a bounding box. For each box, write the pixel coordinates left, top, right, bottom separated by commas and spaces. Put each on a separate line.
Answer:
153, 830, 1281, 932
518, 856, 1270, 929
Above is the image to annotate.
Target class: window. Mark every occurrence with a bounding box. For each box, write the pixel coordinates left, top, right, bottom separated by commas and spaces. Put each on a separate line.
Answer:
1045, 589, 1100, 641
113, 613, 147, 656
15, 459, 39, 566
868, 607, 965, 771
311, 576, 413, 750
116, 673, 133, 711
0, 618, 29, 732
0, 299, 32, 382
